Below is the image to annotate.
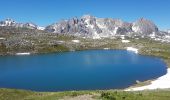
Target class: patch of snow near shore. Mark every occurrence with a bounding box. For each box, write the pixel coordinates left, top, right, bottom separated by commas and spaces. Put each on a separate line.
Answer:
16, 53, 30, 55
126, 68, 170, 91
122, 40, 130, 43
0, 37, 5, 40
56, 41, 65, 44
127, 47, 138, 53
103, 48, 110, 50
72, 40, 80, 43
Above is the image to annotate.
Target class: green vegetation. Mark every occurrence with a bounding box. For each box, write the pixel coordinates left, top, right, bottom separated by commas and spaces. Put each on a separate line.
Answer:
36, 44, 69, 53
0, 89, 96, 100
0, 88, 170, 100
0, 43, 7, 55
100, 90, 170, 100
1, 33, 170, 67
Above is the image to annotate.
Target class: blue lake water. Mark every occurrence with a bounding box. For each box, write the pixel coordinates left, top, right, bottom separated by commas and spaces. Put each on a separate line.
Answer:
0, 50, 167, 91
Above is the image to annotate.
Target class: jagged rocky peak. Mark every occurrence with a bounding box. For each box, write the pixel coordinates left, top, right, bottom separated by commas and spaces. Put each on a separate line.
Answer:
46, 16, 87, 34
81, 15, 97, 27
45, 20, 70, 33
97, 18, 132, 32
0, 18, 16, 26
45, 15, 133, 37
23, 23, 38, 29
132, 18, 158, 35
45, 15, 161, 39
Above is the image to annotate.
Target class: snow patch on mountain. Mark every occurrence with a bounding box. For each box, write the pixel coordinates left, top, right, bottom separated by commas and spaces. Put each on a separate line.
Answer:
1, 16, 170, 43
0, 19, 43, 30
37, 26, 45, 30
0, 18, 16, 26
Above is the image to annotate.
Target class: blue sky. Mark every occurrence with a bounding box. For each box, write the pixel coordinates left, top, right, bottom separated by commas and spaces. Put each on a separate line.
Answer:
0, 0, 169, 30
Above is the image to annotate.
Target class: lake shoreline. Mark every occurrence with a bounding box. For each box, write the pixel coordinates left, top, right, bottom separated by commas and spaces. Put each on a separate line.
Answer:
125, 68, 170, 91
0, 49, 169, 92
0, 37, 170, 91
1, 49, 165, 92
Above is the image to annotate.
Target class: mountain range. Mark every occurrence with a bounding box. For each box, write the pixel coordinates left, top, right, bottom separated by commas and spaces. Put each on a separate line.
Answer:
0, 15, 169, 39
0, 18, 44, 30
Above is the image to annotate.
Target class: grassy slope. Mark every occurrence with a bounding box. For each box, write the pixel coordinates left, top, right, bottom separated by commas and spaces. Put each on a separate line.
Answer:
1, 89, 170, 100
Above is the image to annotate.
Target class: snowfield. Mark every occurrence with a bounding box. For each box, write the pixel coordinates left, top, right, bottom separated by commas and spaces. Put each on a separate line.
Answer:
122, 40, 130, 43
126, 47, 138, 53
0, 37, 5, 40
72, 40, 80, 43
126, 68, 170, 91
16, 53, 31, 55
103, 48, 110, 50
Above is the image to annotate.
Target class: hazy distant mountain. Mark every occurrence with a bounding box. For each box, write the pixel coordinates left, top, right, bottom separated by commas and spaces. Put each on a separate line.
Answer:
0, 18, 44, 30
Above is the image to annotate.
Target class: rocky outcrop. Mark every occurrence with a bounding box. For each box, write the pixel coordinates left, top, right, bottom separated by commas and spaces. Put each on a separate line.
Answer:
45, 15, 160, 38
132, 18, 158, 35
1, 16, 168, 39
45, 15, 133, 39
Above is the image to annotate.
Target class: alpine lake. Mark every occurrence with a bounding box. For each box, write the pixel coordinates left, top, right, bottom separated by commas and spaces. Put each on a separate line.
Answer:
0, 50, 167, 91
